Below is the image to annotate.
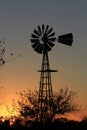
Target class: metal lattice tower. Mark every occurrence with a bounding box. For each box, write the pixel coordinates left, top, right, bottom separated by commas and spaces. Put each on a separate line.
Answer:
30, 24, 73, 122
38, 50, 57, 122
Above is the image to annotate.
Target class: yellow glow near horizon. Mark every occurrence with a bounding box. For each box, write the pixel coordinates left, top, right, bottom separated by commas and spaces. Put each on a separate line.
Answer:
0, 91, 19, 118
0, 103, 19, 118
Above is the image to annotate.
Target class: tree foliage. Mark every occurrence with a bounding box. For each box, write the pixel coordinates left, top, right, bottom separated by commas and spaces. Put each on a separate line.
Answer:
17, 87, 79, 122
53, 87, 79, 115
18, 90, 38, 121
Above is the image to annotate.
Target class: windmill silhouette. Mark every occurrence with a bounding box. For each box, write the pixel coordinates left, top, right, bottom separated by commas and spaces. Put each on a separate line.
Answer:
30, 24, 73, 122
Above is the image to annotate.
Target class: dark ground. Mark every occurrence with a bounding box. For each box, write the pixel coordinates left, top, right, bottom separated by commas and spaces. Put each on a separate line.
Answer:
0, 119, 87, 130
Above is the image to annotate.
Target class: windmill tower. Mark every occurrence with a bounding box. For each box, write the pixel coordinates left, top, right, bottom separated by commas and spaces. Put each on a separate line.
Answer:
30, 24, 73, 122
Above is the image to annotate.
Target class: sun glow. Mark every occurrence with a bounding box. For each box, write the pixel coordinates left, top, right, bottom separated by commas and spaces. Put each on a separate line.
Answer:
0, 102, 19, 118
0, 107, 17, 118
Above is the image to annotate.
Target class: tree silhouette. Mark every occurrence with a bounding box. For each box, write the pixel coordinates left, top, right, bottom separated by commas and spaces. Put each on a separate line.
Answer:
17, 87, 79, 123
53, 87, 79, 115
0, 40, 5, 66
18, 90, 38, 122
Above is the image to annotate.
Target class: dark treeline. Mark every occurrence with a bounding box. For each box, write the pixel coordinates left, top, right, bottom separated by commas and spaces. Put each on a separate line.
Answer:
0, 117, 87, 130
0, 87, 86, 130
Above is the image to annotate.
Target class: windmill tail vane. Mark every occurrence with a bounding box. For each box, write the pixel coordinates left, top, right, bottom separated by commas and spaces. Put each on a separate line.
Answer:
58, 33, 73, 46
30, 24, 73, 122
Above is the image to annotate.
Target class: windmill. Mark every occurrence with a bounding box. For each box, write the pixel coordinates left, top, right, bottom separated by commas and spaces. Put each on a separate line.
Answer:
30, 24, 73, 122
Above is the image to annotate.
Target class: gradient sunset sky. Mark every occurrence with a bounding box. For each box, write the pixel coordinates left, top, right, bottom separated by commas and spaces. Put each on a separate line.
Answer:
0, 0, 87, 117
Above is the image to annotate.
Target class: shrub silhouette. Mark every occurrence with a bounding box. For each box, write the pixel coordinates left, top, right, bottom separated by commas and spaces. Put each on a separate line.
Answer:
53, 87, 79, 115
17, 87, 79, 123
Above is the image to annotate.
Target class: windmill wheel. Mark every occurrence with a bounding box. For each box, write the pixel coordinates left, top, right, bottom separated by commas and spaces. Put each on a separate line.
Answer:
30, 24, 56, 54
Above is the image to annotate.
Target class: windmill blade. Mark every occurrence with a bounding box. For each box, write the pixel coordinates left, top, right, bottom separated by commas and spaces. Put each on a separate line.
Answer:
32, 42, 39, 49
34, 43, 42, 54
48, 37, 56, 42
37, 44, 43, 54
30, 38, 39, 43
45, 43, 52, 52
58, 33, 73, 46
30, 24, 56, 53
34, 29, 41, 36
42, 24, 45, 34
46, 28, 53, 35
38, 26, 42, 35
47, 41, 55, 48
31, 33, 39, 39
48, 32, 55, 38
45, 25, 49, 34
